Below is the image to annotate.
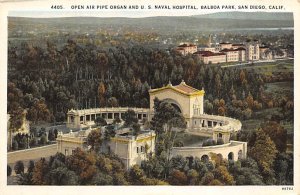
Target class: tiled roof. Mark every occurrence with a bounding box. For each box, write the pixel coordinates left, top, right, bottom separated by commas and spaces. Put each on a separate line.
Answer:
232, 44, 244, 46
235, 47, 246, 51
220, 48, 245, 52
219, 42, 232, 44
149, 81, 204, 96
194, 50, 226, 57
178, 43, 196, 47
173, 82, 199, 94
193, 51, 214, 55
202, 52, 226, 57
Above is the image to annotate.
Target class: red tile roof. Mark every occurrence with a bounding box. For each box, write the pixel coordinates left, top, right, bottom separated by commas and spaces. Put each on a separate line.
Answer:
220, 48, 245, 52
232, 44, 244, 46
235, 47, 246, 51
178, 43, 196, 47
194, 50, 226, 57
173, 82, 199, 94
193, 51, 214, 55
149, 80, 205, 96
202, 52, 226, 57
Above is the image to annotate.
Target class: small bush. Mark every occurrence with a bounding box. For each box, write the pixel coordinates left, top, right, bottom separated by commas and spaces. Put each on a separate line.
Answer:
14, 161, 24, 175
30, 137, 38, 147
217, 138, 224, 145
7, 165, 12, 176
12, 140, 18, 150
39, 135, 47, 145
202, 139, 217, 147
27, 160, 35, 173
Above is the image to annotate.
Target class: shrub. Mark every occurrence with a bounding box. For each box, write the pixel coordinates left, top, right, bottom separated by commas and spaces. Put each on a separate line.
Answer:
39, 135, 47, 145
217, 138, 224, 145
14, 160, 24, 174
202, 139, 216, 147
30, 137, 38, 147
12, 140, 18, 150
7, 165, 12, 176
27, 160, 35, 173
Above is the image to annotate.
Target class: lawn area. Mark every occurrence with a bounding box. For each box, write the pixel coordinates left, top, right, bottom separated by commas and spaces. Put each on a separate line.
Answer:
238, 59, 294, 74
173, 131, 207, 147
264, 81, 293, 96
241, 119, 262, 132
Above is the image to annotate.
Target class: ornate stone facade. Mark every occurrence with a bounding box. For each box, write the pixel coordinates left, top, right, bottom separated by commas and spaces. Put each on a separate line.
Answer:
67, 107, 149, 129
57, 128, 156, 169
61, 81, 247, 168
149, 80, 205, 127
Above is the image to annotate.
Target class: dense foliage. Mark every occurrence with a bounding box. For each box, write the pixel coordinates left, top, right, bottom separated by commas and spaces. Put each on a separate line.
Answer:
8, 38, 293, 130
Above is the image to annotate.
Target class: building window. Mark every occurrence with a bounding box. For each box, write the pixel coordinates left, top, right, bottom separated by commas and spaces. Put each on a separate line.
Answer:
218, 133, 223, 138
108, 113, 113, 119
137, 147, 139, 153
141, 146, 144, 153
86, 115, 90, 121
91, 114, 95, 121
65, 149, 68, 156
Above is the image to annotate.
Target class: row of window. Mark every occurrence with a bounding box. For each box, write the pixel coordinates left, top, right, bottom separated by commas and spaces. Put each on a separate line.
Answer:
78, 113, 147, 122
65, 148, 76, 155
137, 146, 146, 154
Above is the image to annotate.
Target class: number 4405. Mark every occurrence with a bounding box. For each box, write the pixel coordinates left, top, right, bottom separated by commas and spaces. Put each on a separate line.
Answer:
51, 5, 63, 9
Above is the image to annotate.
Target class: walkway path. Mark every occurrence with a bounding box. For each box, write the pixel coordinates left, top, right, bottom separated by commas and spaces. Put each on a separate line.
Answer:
221, 58, 294, 68
7, 144, 57, 165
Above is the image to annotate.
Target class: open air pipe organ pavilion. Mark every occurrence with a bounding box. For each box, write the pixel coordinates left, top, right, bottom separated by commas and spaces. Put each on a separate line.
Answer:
65, 80, 247, 163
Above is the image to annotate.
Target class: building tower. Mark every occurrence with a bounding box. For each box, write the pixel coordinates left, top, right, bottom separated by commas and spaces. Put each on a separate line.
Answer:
207, 34, 212, 47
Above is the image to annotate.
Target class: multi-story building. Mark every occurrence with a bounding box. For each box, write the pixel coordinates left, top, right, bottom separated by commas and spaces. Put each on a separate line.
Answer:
259, 46, 273, 60
56, 128, 156, 170
216, 42, 233, 51
198, 47, 216, 53
245, 39, 260, 61
220, 47, 246, 62
220, 49, 239, 62
193, 51, 226, 64
176, 43, 197, 56
237, 47, 246, 62
231, 44, 245, 49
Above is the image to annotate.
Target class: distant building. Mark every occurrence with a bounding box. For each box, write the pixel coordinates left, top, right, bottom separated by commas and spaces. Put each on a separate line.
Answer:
231, 44, 245, 49
245, 39, 260, 61
207, 34, 212, 47
220, 49, 240, 62
176, 43, 197, 56
259, 46, 273, 60
273, 48, 288, 59
216, 42, 233, 51
198, 47, 216, 52
193, 51, 226, 64
220, 47, 246, 62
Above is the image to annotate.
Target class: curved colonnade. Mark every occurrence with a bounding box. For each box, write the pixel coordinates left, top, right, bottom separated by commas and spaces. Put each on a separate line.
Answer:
173, 113, 246, 161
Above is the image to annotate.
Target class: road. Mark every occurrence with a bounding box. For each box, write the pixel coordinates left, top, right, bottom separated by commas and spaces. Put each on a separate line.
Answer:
7, 144, 58, 166
220, 58, 294, 68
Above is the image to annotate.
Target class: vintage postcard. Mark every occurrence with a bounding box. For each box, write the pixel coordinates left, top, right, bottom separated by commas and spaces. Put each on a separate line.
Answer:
0, 0, 299, 194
